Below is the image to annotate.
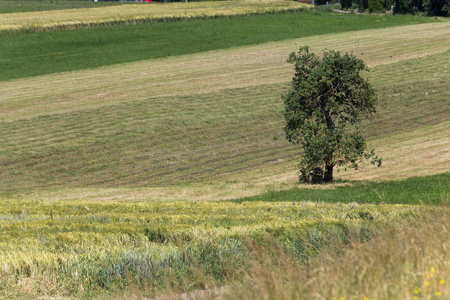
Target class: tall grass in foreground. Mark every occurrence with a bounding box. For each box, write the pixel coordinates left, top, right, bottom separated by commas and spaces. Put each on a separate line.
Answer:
170, 208, 449, 300
0, 198, 437, 298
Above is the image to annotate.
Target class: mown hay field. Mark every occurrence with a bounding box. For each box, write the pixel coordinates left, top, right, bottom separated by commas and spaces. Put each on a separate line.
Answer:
0, 4, 449, 299
1, 10, 435, 81
1, 21, 449, 200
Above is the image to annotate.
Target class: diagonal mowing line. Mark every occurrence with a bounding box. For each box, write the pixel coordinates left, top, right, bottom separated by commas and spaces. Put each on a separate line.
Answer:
0, 22, 449, 122
341, 120, 450, 181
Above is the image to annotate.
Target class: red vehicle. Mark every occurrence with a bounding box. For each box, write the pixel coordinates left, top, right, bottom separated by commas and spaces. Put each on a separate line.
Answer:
143, 0, 153, 2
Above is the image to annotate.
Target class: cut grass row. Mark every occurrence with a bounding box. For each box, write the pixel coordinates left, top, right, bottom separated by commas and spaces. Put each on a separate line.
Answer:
0, 78, 448, 193
1, 31, 448, 193
3, 119, 448, 202
2, 22, 448, 121
0, 10, 441, 81
0, 1, 310, 32
0, 84, 298, 191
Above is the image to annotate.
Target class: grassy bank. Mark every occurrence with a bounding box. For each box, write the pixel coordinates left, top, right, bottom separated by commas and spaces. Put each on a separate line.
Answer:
0, 10, 440, 81
233, 173, 450, 205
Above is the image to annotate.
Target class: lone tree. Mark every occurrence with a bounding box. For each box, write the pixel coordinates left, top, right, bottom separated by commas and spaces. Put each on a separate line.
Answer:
283, 46, 382, 183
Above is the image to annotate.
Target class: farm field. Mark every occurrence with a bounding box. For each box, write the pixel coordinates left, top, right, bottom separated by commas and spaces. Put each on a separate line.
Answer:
0, 10, 438, 81
1, 21, 449, 197
0, 2, 449, 299
0, 0, 123, 14
0, 0, 310, 32
0, 190, 447, 299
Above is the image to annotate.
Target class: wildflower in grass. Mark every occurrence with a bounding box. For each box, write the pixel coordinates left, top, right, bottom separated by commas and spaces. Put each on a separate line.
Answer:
425, 281, 430, 286
414, 297, 418, 300
435, 291, 442, 296
415, 289, 420, 294
440, 279, 445, 285
431, 267, 435, 273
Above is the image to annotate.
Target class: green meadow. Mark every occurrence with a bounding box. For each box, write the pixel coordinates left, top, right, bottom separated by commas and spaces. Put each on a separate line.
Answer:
0, 2, 449, 299
0, 0, 122, 13
236, 173, 449, 205
0, 11, 438, 81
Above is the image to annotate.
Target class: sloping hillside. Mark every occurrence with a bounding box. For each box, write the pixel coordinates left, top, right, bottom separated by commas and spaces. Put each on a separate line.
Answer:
1, 22, 449, 200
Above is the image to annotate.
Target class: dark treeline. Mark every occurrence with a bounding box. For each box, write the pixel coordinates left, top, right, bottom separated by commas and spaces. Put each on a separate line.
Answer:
393, 0, 448, 15
331, 0, 448, 15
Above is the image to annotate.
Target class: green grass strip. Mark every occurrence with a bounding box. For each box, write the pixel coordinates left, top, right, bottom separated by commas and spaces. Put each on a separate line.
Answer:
0, 10, 438, 82
0, 0, 123, 14
232, 173, 450, 205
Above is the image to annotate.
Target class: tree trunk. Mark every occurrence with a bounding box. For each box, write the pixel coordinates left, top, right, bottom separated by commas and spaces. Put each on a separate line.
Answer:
323, 109, 335, 183
323, 164, 333, 182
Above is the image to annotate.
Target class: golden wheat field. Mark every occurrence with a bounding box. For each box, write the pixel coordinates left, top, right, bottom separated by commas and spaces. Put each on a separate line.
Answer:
0, 0, 310, 32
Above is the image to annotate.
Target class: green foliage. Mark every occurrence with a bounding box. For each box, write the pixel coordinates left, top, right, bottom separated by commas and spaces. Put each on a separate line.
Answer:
315, 0, 330, 5
341, 0, 353, 10
283, 46, 381, 183
368, 0, 386, 12
424, 0, 449, 15
412, 0, 426, 11
0, 11, 439, 82
393, 0, 445, 14
394, 0, 413, 13
356, 0, 370, 11
374, 0, 448, 17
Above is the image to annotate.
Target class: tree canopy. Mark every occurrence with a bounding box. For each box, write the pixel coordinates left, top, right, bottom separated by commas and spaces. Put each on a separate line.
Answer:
283, 46, 382, 183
